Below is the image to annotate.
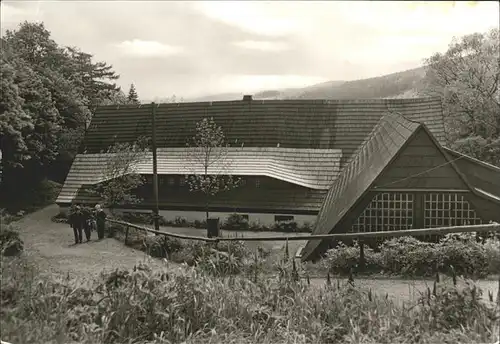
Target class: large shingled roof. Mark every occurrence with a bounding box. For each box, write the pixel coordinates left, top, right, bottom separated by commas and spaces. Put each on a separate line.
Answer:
82, 98, 446, 166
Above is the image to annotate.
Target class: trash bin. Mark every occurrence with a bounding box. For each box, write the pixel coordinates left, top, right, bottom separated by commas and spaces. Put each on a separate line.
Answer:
207, 217, 220, 238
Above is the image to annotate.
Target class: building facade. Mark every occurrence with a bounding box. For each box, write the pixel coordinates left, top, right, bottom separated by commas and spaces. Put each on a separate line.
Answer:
58, 96, 458, 228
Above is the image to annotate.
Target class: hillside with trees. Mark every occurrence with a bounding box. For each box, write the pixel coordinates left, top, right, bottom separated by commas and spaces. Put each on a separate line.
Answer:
420, 28, 499, 166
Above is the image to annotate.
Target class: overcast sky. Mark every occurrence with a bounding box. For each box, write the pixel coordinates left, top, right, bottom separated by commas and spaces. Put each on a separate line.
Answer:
1, 1, 499, 100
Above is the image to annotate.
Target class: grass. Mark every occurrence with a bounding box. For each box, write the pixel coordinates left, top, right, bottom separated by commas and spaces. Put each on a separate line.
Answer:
2, 207, 500, 343
1, 254, 499, 344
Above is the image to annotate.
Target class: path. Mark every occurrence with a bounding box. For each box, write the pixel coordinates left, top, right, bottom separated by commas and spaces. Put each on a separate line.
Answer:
10, 205, 500, 305
14, 205, 172, 280
308, 277, 499, 305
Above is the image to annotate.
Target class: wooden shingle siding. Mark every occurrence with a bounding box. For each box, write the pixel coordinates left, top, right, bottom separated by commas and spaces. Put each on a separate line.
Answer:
56, 147, 342, 204
82, 98, 446, 165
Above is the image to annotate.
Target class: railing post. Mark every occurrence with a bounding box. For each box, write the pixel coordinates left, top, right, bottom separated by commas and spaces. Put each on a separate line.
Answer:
125, 224, 130, 246
359, 240, 365, 272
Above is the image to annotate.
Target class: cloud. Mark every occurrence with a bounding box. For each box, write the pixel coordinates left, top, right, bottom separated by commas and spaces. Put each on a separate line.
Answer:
190, 2, 302, 37
0, 2, 43, 31
115, 39, 183, 58
233, 40, 290, 52
1, 0, 498, 100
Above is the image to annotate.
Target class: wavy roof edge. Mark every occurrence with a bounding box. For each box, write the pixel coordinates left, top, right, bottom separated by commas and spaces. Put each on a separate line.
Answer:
56, 147, 344, 204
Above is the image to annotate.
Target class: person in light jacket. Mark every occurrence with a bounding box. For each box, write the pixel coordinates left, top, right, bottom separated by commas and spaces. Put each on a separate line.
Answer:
94, 204, 107, 240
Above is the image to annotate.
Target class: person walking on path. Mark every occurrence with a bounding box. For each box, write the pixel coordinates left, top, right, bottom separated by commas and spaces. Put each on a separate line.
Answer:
95, 204, 107, 240
69, 205, 85, 244
81, 206, 92, 242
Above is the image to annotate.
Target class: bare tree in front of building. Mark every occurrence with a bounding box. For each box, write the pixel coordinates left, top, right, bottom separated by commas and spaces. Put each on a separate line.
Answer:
92, 136, 150, 211
184, 117, 241, 222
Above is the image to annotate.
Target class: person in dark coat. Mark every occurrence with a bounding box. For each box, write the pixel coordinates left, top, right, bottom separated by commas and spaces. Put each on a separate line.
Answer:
81, 206, 92, 242
69, 205, 85, 244
94, 204, 107, 240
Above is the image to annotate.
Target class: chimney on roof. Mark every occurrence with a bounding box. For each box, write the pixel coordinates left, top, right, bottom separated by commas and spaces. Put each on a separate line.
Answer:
243, 95, 253, 101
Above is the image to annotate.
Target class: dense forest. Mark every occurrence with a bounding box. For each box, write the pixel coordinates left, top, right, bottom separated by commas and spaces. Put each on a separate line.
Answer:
0, 22, 498, 212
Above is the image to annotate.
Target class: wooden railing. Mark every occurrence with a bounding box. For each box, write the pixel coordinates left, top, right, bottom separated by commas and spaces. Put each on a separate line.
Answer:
107, 218, 500, 245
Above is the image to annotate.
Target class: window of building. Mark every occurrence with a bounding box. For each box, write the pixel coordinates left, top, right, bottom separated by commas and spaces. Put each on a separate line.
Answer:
424, 193, 482, 228
168, 177, 176, 186
275, 215, 294, 223
180, 176, 186, 186
159, 176, 165, 186
255, 178, 261, 188
351, 192, 414, 233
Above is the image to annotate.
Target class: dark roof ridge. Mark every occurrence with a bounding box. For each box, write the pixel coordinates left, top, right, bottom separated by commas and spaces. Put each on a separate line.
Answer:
94, 96, 444, 110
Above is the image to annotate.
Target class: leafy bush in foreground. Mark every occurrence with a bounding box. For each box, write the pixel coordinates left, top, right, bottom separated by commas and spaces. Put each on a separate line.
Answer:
1, 257, 498, 344
324, 233, 500, 278
0, 215, 24, 256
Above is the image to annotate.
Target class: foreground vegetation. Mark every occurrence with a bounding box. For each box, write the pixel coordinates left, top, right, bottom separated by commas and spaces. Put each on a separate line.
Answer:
1, 253, 499, 344
106, 218, 500, 279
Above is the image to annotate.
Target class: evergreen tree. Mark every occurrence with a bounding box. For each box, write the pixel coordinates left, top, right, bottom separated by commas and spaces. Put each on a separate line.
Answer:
127, 84, 140, 104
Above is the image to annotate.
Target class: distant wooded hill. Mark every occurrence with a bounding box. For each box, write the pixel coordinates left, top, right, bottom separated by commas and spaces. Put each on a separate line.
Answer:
188, 66, 428, 102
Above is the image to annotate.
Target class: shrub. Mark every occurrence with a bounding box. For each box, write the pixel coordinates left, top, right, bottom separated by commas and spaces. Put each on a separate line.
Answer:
222, 214, 249, 231
0, 219, 24, 257
324, 241, 383, 275
215, 240, 252, 260
436, 233, 489, 278
142, 235, 184, 259
0, 209, 22, 224
379, 236, 437, 276
272, 221, 299, 233
193, 219, 207, 229
51, 212, 68, 223
116, 212, 171, 227
323, 234, 499, 278
174, 216, 189, 227
299, 222, 314, 233
483, 237, 500, 275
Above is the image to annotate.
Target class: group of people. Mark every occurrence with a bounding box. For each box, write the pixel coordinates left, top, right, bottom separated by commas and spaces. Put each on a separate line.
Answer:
68, 204, 107, 244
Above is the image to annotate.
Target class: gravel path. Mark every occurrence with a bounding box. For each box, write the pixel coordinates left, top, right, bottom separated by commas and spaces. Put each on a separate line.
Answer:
11, 205, 500, 306
308, 277, 499, 305
15, 205, 173, 280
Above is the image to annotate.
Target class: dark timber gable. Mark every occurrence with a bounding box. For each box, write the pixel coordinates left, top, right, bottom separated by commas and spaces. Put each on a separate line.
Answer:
373, 129, 469, 190
301, 113, 500, 261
